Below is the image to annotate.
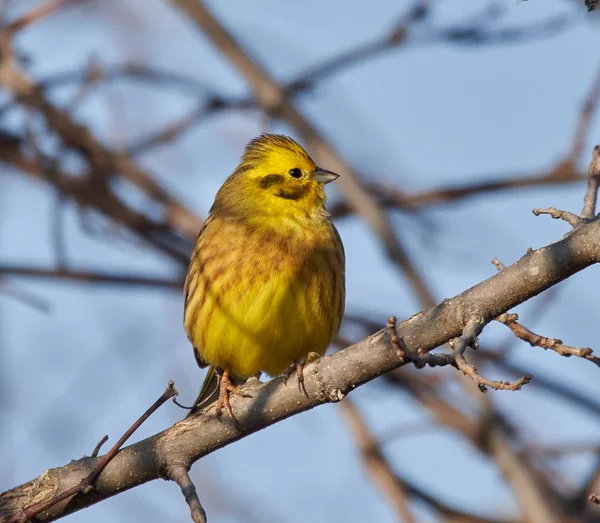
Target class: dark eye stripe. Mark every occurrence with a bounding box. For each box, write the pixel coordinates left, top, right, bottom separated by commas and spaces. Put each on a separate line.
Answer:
259, 174, 285, 188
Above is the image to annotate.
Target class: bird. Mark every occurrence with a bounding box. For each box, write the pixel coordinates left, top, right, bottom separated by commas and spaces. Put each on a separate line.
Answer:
183, 133, 345, 427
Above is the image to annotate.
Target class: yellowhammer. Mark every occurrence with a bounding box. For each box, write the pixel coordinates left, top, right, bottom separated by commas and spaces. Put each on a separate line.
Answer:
183, 134, 345, 426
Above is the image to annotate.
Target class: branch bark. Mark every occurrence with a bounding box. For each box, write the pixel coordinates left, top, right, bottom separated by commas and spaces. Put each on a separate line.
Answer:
1, 212, 599, 522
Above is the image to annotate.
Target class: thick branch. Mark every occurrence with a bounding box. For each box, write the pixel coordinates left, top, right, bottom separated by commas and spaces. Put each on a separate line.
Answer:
1, 213, 599, 521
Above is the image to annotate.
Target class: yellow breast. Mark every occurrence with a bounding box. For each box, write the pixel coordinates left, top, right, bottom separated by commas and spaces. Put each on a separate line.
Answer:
184, 214, 345, 378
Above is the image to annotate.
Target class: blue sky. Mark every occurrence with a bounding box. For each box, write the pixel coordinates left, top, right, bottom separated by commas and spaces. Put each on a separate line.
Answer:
1, 1, 600, 521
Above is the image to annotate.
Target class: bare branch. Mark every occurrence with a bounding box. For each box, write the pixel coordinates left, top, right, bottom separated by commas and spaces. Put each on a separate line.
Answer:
4, 0, 67, 35
330, 164, 586, 219
387, 316, 532, 392
0, 265, 183, 290
497, 313, 600, 367
532, 206, 585, 227
6, 382, 177, 523
0, 278, 51, 312
582, 144, 600, 220
569, 62, 600, 162
1, 215, 599, 521
341, 399, 416, 522
167, 467, 207, 523
0, 37, 203, 242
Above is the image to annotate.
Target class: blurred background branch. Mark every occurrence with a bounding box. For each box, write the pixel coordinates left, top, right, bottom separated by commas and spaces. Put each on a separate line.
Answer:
0, 0, 599, 522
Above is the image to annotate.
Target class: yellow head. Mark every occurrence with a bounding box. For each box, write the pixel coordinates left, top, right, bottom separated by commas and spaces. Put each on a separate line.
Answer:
212, 134, 339, 219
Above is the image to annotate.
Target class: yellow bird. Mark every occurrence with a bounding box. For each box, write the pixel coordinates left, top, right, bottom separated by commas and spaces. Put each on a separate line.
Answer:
183, 134, 345, 425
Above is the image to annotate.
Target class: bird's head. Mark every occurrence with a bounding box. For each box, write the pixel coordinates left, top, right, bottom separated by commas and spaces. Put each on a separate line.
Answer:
213, 134, 339, 219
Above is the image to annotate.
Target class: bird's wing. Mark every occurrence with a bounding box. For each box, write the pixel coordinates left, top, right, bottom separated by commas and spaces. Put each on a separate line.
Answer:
183, 215, 213, 369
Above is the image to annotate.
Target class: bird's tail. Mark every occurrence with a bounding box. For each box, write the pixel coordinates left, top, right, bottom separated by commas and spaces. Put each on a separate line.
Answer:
187, 365, 220, 418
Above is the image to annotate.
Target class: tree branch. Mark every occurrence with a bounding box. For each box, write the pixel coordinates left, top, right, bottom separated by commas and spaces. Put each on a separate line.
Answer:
1, 209, 599, 521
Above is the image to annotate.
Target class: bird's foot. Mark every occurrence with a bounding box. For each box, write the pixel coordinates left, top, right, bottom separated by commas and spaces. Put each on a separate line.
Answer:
282, 353, 320, 397
215, 368, 251, 431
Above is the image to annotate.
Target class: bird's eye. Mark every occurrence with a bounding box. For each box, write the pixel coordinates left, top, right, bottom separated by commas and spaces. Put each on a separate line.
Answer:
289, 168, 302, 179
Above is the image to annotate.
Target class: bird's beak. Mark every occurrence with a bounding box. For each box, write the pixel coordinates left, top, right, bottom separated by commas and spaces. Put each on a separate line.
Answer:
314, 168, 339, 184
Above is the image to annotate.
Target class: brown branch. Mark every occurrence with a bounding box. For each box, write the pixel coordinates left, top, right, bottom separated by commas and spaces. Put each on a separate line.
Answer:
341, 399, 518, 523
0, 139, 193, 263
1, 212, 599, 521
329, 164, 585, 219
582, 144, 600, 220
341, 399, 416, 523
168, 0, 436, 308
487, 426, 562, 523
532, 206, 584, 227
4, 0, 67, 35
7, 382, 177, 523
568, 64, 600, 163
167, 467, 207, 523
90, 436, 109, 459
387, 316, 532, 392
0, 37, 203, 242
497, 312, 600, 367
0, 265, 183, 290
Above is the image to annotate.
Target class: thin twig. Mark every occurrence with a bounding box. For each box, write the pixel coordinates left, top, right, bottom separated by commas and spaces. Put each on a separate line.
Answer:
168, 466, 207, 523
9, 382, 177, 523
4, 0, 67, 34
569, 64, 600, 163
497, 312, 599, 366
387, 316, 532, 392
0, 40, 203, 242
0, 264, 183, 290
0, 278, 51, 312
532, 206, 584, 227
387, 316, 456, 368
582, 144, 600, 220
91, 435, 109, 458
329, 164, 585, 219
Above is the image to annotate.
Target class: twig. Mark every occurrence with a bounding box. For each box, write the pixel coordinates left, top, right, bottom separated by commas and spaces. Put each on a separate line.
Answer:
3, 216, 600, 520
168, 466, 207, 523
341, 398, 513, 523
388, 316, 531, 393
0, 278, 51, 312
8, 382, 177, 523
329, 164, 585, 219
449, 319, 531, 392
496, 312, 599, 366
0, 264, 183, 290
0, 40, 203, 242
582, 144, 600, 220
0, 140, 193, 263
454, 349, 532, 393
91, 436, 109, 458
341, 399, 417, 523
568, 64, 600, 163
532, 206, 584, 227
387, 316, 456, 368
533, 147, 600, 225
4, 0, 67, 34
